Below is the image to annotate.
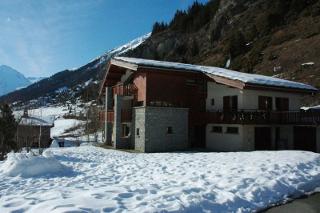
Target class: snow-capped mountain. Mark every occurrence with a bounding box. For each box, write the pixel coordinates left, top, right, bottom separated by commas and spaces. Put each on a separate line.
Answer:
0, 65, 31, 96
0, 33, 151, 104
81, 32, 151, 70
27, 77, 45, 84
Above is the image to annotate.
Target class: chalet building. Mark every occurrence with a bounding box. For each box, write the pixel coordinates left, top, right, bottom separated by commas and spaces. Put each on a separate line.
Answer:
16, 110, 54, 149
99, 57, 320, 153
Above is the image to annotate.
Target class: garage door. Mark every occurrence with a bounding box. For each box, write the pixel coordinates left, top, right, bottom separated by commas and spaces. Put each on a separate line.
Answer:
294, 126, 316, 152
255, 127, 272, 150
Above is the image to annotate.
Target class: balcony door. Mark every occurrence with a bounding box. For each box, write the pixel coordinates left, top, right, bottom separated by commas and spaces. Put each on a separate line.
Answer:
276, 97, 289, 111
258, 96, 272, 111
223, 96, 238, 111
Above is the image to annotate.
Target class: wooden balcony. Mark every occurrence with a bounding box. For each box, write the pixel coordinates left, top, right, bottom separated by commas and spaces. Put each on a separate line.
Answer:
112, 83, 137, 97
191, 110, 320, 125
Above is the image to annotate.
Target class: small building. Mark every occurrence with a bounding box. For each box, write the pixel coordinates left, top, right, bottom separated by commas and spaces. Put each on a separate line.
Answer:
99, 57, 320, 153
16, 110, 54, 149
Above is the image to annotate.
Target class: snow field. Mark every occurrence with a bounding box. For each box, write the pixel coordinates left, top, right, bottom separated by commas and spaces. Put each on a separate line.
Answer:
50, 119, 85, 138
0, 146, 320, 212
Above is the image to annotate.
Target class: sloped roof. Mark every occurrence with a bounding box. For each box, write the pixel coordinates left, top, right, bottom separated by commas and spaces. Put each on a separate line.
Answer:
113, 57, 317, 93
19, 115, 54, 126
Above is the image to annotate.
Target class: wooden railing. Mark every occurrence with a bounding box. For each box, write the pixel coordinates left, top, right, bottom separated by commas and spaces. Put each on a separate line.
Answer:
112, 83, 137, 97
190, 110, 320, 125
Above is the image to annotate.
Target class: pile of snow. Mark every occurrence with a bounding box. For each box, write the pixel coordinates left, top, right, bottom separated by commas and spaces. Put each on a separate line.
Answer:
115, 57, 317, 91
1, 147, 320, 212
0, 150, 70, 178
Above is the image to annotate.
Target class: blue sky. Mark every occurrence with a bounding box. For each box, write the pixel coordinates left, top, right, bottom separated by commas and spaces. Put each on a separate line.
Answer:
0, 0, 207, 77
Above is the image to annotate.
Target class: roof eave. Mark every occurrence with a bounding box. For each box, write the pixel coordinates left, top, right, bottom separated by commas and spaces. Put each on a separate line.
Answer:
243, 83, 318, 94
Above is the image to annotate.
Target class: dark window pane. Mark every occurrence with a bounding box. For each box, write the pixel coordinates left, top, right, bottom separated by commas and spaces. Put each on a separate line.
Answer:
212, 126, 222, 133
232, 96, 238, 110
223, 96, 230, 111
259, 96, 273, 111
226, 127, 239, 134
276, 97, 289, 111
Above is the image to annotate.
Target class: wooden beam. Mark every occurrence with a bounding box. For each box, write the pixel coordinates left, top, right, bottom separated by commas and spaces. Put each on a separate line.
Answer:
111, 58, 138, 71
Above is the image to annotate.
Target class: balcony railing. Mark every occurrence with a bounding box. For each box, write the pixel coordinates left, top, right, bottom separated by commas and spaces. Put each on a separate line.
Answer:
112, 83, 137, 97
191, 110, 320, 125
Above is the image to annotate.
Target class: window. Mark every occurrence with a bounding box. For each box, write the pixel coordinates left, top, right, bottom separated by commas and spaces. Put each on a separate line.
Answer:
211, 126, 222, 133
122, 124, 130, 137
223, 96, 238, 111
226, 127, 239, 134
258, 96, 273, 111
136, 128, 140, 136
276, 97, 289, 111
167, 126, 173, 134
211, 98, 215, 106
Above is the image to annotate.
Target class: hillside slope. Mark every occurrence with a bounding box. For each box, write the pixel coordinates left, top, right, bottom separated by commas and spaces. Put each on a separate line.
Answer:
0, 65, 30, 96
126, 0, 320, 90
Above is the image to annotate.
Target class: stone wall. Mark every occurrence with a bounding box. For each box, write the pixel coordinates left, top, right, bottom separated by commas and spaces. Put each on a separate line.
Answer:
133, 107, 189, 152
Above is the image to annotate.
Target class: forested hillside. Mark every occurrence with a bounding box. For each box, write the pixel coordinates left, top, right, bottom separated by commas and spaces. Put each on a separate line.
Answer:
126, 0, 320, 89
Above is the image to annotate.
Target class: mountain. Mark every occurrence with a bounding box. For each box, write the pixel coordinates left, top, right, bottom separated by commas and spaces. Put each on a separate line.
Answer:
27, 77, 45, 84
125, 0, 320, 94
0, 65, 31, 96
0, 33, 150, 105
3, 0, 320, 106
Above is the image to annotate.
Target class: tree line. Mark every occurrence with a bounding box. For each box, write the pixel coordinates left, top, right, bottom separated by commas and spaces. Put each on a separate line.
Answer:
0, 103, 17, 160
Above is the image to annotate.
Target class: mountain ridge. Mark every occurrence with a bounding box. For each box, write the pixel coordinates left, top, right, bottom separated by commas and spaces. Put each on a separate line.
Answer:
0, 33, 150, 106
0, 65, 31, 96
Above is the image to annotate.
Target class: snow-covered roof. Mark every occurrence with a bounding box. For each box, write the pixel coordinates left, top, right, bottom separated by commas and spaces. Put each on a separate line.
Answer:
20, 115, 54, 126
301, 105, 320, 111
114, 57, 317, 92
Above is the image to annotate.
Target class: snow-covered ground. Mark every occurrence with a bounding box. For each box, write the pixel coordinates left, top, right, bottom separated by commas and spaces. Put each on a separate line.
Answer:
1, 146, 320, 212
51, 118, 85, 138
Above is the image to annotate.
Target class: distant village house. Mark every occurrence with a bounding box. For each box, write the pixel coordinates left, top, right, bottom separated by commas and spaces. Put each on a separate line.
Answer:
16, 109, 54, 149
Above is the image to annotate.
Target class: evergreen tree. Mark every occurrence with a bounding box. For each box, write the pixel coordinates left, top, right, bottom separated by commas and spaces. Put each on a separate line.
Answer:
0, 103, 17, 160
